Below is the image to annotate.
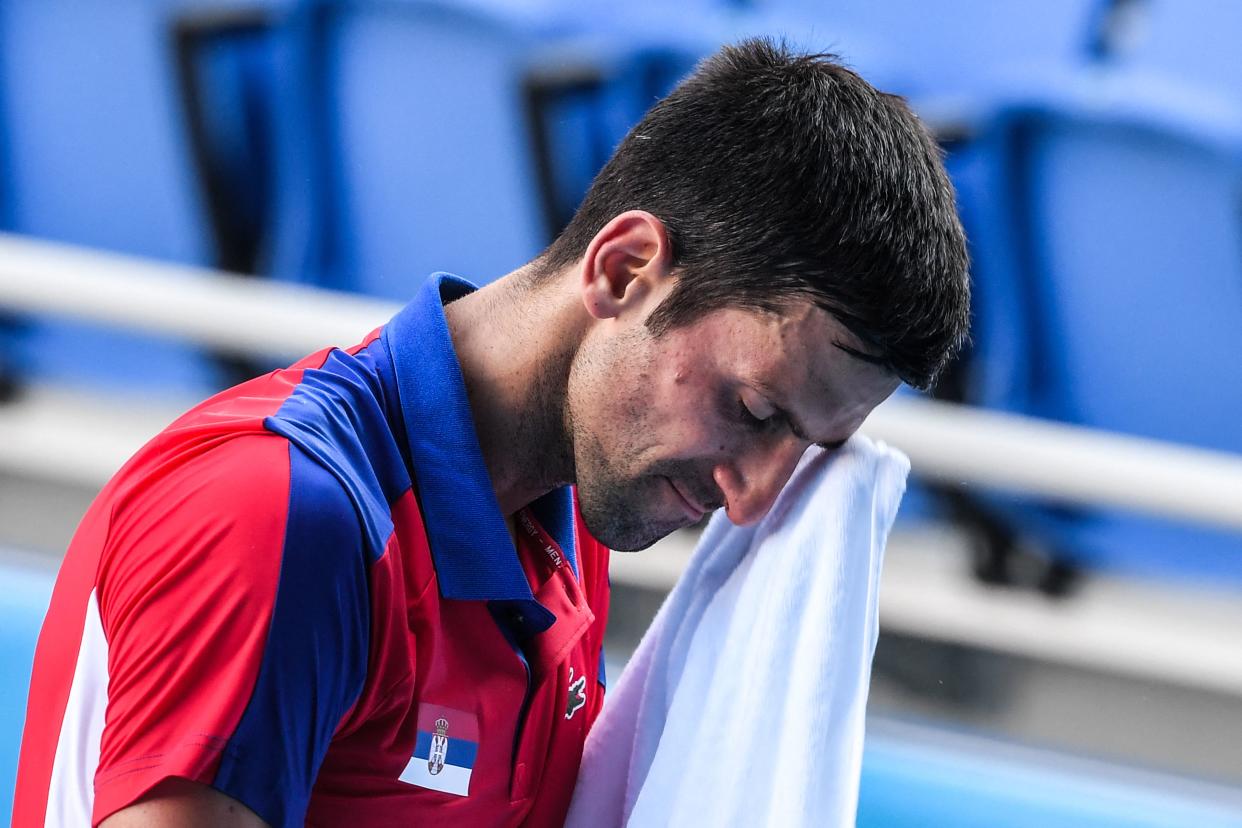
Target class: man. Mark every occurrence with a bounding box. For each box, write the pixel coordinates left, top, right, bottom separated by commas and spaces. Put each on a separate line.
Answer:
15, 38, 968, 827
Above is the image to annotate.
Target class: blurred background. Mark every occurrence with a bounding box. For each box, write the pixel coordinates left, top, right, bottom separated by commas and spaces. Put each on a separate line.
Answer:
1, 0, 1241, 824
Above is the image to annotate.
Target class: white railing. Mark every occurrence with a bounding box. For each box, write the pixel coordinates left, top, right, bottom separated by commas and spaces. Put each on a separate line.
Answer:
867, 397, 1242, 532
0, 232, 397, 360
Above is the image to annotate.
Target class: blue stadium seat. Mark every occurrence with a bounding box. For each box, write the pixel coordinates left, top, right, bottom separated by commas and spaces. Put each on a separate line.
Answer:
0, 554, 56, 825
176, 7, 287, 276
1112, 0, 1242, 103
260, 0, 704, 298
750, 0, 1108, 99
0, 0, 270, 398
0, 1, 213, 261
958, 72, 1242, 583
263, 0, 560, 296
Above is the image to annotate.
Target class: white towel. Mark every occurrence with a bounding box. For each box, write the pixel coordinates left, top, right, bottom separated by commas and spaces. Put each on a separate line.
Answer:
565, 435, 910, 828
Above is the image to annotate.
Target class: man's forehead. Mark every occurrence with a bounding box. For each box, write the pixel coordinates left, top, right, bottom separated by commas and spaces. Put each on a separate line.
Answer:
764, 309, 900, 427
770, 304, 887, 375
697, 301, 891, 388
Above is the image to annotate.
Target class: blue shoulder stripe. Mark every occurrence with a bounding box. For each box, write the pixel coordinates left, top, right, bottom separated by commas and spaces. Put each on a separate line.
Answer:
213, 444, 372, 828
264, 336, 412, 563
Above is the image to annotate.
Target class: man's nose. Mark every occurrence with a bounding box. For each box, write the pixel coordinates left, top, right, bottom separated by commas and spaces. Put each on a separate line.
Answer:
712, 437, 807, 525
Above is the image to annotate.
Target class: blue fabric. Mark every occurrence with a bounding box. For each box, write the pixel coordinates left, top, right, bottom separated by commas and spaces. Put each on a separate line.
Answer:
213, 444, 372, 828
265, 335, 412, 561
413, 732, 479, 770
269, 269, 572, 623
230, 270, 578, 822
384, 273, 576, 613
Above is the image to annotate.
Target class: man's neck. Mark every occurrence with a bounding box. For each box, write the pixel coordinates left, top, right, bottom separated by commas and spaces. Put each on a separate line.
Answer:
442, 268, 584, 516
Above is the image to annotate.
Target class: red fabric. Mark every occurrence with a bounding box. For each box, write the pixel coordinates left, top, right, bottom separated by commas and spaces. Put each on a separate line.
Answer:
92, 436, 291, 823
305, 492, 611, 827
15, 324, 612, 827
14, 357, 312, 827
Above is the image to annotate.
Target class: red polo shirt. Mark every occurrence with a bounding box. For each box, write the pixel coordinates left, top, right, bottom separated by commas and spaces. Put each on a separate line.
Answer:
15, 273, 611, 827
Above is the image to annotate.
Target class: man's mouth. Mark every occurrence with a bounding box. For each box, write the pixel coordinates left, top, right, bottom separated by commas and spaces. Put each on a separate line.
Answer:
664, 476, 706, 522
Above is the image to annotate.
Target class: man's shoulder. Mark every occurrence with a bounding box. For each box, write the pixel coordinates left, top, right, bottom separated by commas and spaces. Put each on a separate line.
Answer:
137, 347, 410, 560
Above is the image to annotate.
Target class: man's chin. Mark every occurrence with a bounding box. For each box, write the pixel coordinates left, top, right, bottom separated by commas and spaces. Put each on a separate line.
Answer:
575, 472, 694, 551
578, 504, 683, 553
603, 533, 666, 554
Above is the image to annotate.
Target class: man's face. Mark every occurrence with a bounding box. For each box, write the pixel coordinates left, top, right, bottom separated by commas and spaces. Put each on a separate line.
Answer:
566, 298, 901, 551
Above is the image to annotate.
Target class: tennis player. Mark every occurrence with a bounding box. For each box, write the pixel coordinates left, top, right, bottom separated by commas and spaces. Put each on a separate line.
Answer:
15, 38, 968, 827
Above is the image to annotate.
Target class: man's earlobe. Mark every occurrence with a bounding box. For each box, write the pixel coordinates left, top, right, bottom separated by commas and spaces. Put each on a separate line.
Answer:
579, 210, 673, 320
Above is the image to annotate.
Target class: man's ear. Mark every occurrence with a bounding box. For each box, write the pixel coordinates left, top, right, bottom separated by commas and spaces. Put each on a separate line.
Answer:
578, 210, 674, 321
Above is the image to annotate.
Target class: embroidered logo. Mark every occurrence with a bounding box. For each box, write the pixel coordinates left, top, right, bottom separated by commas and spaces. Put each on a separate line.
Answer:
565, 666, 588, 720
428, 717, 449, 776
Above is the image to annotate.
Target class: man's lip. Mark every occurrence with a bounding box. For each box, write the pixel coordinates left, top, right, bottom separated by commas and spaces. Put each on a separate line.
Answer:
665, 476, 705, 521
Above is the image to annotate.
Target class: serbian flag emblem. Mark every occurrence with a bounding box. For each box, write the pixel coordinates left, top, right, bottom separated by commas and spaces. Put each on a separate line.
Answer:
399, 702, 480, 796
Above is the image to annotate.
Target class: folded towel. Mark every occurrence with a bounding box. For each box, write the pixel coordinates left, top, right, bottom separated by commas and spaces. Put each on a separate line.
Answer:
565, 435, 910, 827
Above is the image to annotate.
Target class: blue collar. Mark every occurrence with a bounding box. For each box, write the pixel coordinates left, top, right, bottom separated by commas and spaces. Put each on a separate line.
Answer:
382, 273, 577, 609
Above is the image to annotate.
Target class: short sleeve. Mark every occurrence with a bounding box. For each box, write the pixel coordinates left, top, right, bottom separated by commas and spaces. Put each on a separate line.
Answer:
93, 437, 372, 828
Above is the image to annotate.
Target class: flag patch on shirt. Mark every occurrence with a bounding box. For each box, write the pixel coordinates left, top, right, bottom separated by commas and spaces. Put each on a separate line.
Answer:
399, 702, 479, 796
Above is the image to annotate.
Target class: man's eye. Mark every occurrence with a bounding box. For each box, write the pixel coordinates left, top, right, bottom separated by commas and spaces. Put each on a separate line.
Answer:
737, 398, 772, 430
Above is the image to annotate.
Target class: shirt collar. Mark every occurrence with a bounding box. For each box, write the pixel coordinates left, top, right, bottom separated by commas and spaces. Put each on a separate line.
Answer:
382, 273, 577, 605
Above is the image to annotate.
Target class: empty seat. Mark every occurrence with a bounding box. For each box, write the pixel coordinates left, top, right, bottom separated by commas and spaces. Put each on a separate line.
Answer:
960, 73, 1242, 582
262, 0, 559, 296
260, 0, 708, 298
0, 0, 251, 398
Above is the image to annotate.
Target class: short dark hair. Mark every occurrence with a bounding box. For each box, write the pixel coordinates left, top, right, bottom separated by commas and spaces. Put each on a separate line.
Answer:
538, 38, 970, 390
